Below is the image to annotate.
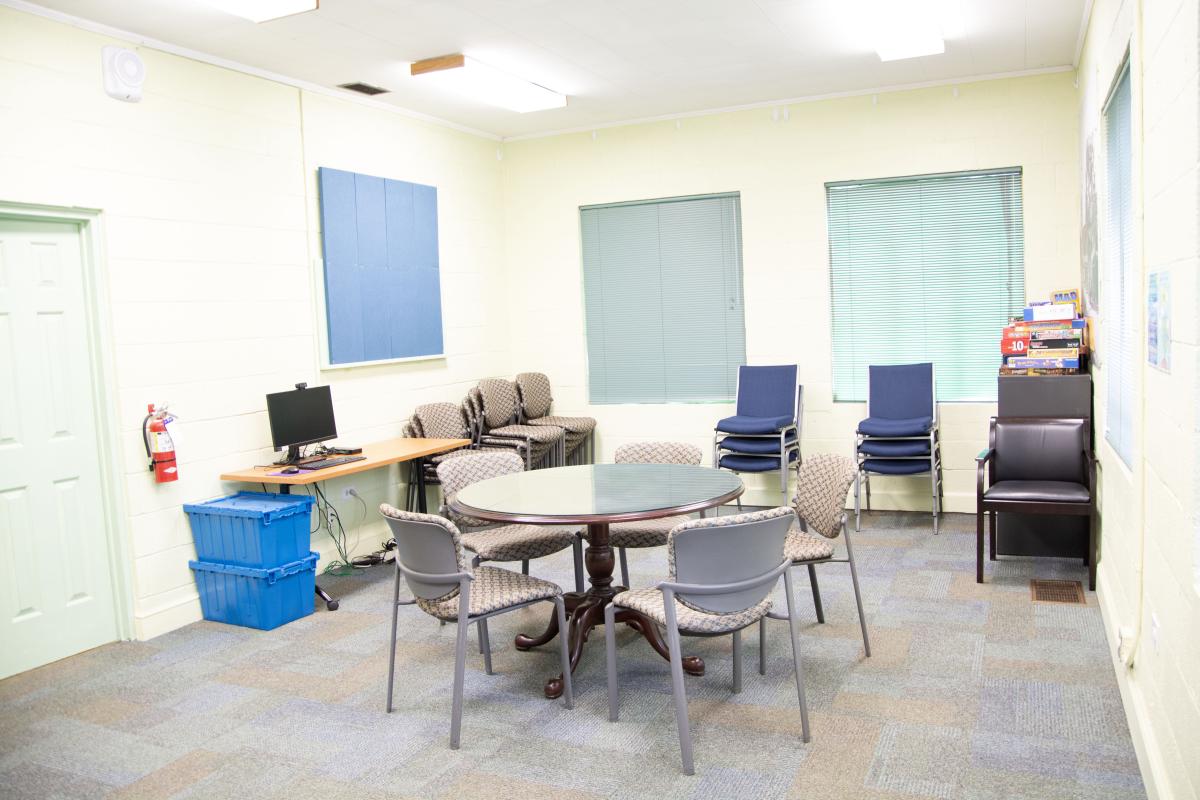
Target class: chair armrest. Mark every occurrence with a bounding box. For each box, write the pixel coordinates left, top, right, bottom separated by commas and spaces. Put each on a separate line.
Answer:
976, 449, 993, 500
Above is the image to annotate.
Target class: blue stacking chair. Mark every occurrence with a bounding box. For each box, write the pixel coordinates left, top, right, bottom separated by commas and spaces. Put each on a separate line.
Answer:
854, 363, 943, 533
713, 365, 803, 506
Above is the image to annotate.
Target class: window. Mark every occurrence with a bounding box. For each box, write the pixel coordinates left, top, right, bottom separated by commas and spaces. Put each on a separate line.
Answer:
580, 193, 746, 404
1102, 63, 1136, 465
827, 168, 1026, 402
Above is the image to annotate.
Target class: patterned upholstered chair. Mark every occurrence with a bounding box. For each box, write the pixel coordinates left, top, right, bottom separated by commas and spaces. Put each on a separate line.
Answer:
515, 372, 596, 464
437, 451, 584, 593
472, 380, 566, 469
403, 402, 476, 510
380, 506, 573, 749
759, 454, 871, 667
604, 507, 811, 775
599, 441, 704, 588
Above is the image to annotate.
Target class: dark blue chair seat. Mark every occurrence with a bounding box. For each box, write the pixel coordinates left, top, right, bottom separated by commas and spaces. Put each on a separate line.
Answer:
861, 458, 931, 475
718, 452, 799, 472
718, 431, 798, 455
857, 416, 933, 438
858, 439, 930, 458
715, 414, 794, 435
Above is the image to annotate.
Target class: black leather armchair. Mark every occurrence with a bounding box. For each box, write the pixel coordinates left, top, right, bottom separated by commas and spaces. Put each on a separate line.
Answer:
976, 417, 1097, 589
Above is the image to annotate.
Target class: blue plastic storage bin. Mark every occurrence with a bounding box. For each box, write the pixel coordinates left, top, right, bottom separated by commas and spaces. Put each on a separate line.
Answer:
183, 491, 314, 568
189, 552, 318, 630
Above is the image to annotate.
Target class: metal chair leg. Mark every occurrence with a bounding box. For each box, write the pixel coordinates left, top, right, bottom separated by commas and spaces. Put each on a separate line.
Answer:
618, 547, 630, 588
449, 590, 471, 749
732, 629, 743, 694
605, 603, 619, 721
478, 618, 493, 675
844, 524, 871, 657
807, 563, 824, 624
386, 566, 401, 712
782, 569, 812, 743
555, 596, 574, 709
663, 607, 694, 775
521, 560, 529, 575
854, 468, 861, 532
931, 464, 939, 535
758, 616, 767, 675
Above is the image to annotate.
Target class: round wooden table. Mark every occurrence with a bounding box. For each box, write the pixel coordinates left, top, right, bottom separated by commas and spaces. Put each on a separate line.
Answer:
450, 463, 744, 698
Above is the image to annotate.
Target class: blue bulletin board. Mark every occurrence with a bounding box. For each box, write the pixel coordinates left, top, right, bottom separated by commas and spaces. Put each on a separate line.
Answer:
317, 167, 444, 365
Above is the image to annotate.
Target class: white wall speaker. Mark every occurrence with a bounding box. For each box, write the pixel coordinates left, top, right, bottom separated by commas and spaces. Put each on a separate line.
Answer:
101, 46, 146, 103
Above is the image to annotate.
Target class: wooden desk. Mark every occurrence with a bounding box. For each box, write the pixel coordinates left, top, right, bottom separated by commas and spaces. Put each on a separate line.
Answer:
220, 437, 470, 497
220, 437, 470, 612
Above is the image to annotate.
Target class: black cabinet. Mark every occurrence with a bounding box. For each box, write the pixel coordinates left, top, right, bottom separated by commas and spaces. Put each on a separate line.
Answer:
995, 374, 1093, 558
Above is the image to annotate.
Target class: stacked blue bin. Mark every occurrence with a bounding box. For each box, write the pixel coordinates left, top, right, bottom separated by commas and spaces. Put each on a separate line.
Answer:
184, 491, 317, 630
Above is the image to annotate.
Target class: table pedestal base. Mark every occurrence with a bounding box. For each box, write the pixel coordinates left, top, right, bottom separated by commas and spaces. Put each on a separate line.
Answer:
514, 521, 705, 700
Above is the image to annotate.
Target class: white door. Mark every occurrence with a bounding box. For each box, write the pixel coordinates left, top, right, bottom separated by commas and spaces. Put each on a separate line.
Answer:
0, 219, 119, 679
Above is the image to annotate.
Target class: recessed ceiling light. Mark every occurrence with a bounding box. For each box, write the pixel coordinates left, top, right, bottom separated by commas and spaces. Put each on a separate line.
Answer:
410, 54, 566, 113
872, 0, 945, 61
204, 0, 318, 24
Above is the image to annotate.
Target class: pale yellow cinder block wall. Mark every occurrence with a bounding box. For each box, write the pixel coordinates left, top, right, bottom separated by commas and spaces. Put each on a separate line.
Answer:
499, 72, 1081, 510
1079, 0, 1200, 798
0, 7, 507, 639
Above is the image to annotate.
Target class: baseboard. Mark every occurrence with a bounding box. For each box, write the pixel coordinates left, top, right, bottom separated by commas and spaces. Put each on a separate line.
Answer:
1096, 569, 1169, 800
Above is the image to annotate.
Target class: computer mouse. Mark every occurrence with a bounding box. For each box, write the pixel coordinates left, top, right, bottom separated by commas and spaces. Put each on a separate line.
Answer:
281, 466, 300, 474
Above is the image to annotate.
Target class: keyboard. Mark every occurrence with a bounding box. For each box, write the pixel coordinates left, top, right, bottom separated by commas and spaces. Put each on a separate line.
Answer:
299, 455, 367, 471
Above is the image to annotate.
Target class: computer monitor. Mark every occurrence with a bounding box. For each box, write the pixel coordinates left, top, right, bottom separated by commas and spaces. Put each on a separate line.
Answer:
266, 384, 337, 463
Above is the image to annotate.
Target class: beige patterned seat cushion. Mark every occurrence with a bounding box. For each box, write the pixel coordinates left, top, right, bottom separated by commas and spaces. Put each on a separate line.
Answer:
461, 524, 577, 562
489, 424, 564, 444
528, 415, 596, 434
613, 587, 772, 634
785, 525, 836, 562
416, 565, 561, 620
597, 514, 690, 549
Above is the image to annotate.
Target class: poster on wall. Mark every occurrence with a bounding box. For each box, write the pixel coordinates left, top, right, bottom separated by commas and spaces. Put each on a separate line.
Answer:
1147, 271, 1171, 372
1080, 133, 1100, 317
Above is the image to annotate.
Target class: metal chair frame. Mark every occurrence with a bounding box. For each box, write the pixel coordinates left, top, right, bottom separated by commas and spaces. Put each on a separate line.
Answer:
383, 520, 574, 750
761, 511, 871, 661
713, 376, 805, 507
853, 364, 944, 534
604, 513, 810, 775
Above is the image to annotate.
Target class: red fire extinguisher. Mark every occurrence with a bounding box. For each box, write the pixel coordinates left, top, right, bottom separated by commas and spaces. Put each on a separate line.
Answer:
142, 403, 178, 483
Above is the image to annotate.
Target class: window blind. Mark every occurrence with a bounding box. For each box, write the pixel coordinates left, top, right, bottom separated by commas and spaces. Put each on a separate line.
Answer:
827, 168, 1025, 402
1103, 64, 1136, 465
580, 193, 746, 404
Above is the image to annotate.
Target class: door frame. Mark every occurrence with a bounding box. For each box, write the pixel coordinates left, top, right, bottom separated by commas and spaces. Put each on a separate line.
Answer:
0, 201, 134, 642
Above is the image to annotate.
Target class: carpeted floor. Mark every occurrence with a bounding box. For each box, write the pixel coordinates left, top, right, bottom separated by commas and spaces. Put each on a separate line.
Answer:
0, 511, 1145, 800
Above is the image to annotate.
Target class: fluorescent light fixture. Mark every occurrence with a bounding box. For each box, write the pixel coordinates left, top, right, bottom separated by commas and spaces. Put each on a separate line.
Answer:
872, 1, 944, 61
204, 0, 318, 23
410, 54, 566, 113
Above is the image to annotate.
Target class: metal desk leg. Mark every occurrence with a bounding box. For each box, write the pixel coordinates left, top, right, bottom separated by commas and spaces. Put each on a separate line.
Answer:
277, 482, 339, 611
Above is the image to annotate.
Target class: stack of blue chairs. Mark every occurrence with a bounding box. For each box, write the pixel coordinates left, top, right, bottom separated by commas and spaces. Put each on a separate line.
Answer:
854, 363, 943, 533
713, 364, 803, 506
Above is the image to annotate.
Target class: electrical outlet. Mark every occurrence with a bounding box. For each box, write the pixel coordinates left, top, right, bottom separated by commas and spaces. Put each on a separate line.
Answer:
1150, 613, 1160, 653
341, 485, 356, 500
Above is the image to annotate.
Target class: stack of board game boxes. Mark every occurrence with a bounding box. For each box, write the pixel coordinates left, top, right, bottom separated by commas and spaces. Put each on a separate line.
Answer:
1000, 290, 1088, 375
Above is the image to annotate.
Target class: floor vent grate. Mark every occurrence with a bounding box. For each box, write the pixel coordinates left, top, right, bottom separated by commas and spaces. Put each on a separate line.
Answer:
1030, 579, 1086, 604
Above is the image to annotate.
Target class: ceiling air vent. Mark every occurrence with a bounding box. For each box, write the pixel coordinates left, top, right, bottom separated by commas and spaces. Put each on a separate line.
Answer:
338, 81, 389, 96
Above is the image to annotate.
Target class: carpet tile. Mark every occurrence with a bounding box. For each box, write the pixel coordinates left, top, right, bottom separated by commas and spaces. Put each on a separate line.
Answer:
0, 511, 1145, 799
